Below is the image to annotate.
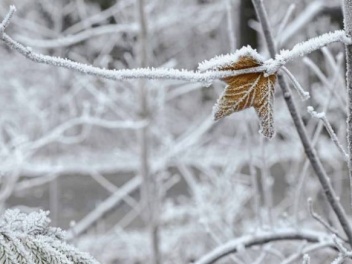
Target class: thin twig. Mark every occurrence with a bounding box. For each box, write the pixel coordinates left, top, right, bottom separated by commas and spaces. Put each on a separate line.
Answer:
307, 106, 349, 162
331, 235, 352, 264
307, 198, 346, 241
281, 66, 310, 101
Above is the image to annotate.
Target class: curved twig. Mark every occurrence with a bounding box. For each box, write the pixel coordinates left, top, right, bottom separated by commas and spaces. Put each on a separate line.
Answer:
194, 229, 334, 264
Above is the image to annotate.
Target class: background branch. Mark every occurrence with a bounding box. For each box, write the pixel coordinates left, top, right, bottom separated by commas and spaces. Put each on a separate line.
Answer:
252, 0, 352, 247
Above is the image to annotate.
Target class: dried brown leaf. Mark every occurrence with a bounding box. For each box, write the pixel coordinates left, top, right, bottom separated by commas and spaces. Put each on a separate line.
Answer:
213, 55, 277, 138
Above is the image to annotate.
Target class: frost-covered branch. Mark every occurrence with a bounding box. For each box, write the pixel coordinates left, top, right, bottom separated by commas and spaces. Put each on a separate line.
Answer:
307, 106, 349, 161
266, 30, 352, 74
344, 0, 352, 213
0, 6, 266, 83
194, 229, 334, 264
331, 235, 352, 264
252, 0, 352, 247
281, 66, 310, 100
0, 6, 351, 86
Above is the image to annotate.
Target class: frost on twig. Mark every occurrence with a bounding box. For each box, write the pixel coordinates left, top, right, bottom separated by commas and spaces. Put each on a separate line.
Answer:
0, 209, 100, 264
0, 5, 16, 38
331, 235, 352, 264
307, 106, 349, 161
281, 66, 310, 101
266, 30, 352, 75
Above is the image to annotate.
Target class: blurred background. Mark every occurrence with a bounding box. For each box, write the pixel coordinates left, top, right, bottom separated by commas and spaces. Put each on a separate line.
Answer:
0, 0, 349, 263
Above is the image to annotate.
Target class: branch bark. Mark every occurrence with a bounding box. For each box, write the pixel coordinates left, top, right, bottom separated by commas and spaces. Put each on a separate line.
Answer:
344, 0, 352, 213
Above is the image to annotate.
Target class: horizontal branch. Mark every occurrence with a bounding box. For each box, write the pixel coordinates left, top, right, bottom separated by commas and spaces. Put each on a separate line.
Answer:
194, 229, 334, 264
1, 6, 351, 85
2, 31, 267, 82
0, 7, 264, 83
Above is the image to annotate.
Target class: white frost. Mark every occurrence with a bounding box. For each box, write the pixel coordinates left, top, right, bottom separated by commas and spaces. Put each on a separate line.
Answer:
198, 46, 264, 72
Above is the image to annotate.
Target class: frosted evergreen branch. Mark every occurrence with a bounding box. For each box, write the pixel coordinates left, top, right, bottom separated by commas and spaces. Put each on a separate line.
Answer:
194, 229, 334, 264
0, 209, 100, 264
252, 0, 352, 248
307, 106, 349, 162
